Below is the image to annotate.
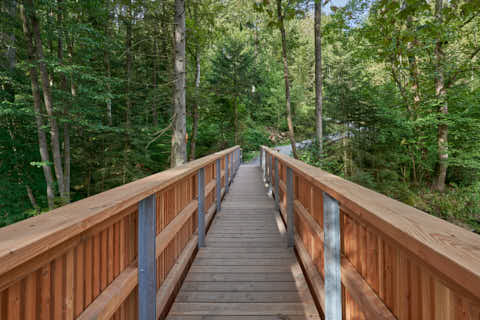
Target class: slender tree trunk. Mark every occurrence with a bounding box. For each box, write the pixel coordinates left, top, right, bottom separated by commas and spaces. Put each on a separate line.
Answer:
57, 0, 71, 203
126, 2, 133, 128
20, 4, 55, 209
434, 0, 448, 192
104, 0, 112, 126
27, 0, 66, 199
276, 0, 298, 158
105, 26, 112, 126
234, 95, 239, 144
105, 51, 112, 125
314, 0, 323, 155
190, 52, 200, 160
5, 0, 16, 71
65, 41, 76, 203
26, 185, 40, 212
153, 37, 159, 127
171, 0, 187, 167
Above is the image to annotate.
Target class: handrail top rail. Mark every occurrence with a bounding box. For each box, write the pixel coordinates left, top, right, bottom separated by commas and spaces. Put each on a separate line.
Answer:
0, 146, 240, 276
262, 145, 480, 300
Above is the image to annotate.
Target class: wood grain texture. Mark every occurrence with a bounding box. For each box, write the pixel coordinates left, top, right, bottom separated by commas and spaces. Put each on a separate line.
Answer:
166, 165, 319, 319
265, 147, 480, 320
263, 146, 480, 301
0, 147, 238, 320
0, 147, 240, 277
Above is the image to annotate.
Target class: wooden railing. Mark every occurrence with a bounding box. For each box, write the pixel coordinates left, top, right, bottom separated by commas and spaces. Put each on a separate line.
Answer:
262, 146, 480, 320
0, 146, 241, 320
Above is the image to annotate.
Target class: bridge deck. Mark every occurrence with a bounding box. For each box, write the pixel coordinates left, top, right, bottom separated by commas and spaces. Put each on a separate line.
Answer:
167, 165, 320, 319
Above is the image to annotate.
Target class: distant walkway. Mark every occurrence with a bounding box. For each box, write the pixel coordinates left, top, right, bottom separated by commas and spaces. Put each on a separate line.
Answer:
248, 139, 312, 165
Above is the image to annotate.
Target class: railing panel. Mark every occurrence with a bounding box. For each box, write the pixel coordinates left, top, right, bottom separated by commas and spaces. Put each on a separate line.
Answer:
263, 145, 480, 320
0, 146, 240, 320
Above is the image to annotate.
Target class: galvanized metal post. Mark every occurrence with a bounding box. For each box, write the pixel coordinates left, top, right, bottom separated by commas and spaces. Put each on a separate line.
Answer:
323, 192, 342, 320
261, 149, 264, 180
260, 147, 263, 170
286, 166, 294, 247
225, 154, 229, 193
216, 159, 221, 212
238, 149, 241, 169
198, 167, 206, 247
274, 157, 279, 209
266, 154, 270, 183
235, 149, 239, 175
138, 194, 157, 320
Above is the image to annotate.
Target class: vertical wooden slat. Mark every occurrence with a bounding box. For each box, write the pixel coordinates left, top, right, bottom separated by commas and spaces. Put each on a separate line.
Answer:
396, 252, 409, 320
108, 225, 114, 283
216, 159, 221, 211
358, 224, 367, 277
274, 157, 279, 209
198, 167, 206, 248
114, 222, 120, 278
286, 166, 294, 247
24, 273, 36, 320
378, 236, 385, 301
40, 263, 51, 320
53, 256, 63, 319
75, 242, 85, 317
225, 154, 229, 193
366, 229, 379, 293
422, 268, 433, 320
101, 229, 108, 290
120, 217, 126, 270
93, 233, 100, 298
435, 280, 452, 320
65, 250, 74, 320
84, 237, 93, 307
410, 262, 422, 320
7, 282, 20, 320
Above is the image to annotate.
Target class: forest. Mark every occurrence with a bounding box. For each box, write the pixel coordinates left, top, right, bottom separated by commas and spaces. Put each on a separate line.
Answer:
1, 0, 479, 233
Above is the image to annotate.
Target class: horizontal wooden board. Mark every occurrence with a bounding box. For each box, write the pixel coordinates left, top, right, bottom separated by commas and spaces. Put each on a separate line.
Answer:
176, 291, 304, 303
167, 316, 321, 320
189, 265, 293, 273
181, 281, 299, 292
169, 302, 319, 316
185, 272, 295, 282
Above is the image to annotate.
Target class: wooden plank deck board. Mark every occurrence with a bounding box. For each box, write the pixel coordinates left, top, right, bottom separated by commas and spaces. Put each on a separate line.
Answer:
167, 165, 320, 319
167, 316, 321, 320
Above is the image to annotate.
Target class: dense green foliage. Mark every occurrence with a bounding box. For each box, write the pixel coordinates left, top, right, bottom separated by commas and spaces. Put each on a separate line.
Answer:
1, 0, 479, 232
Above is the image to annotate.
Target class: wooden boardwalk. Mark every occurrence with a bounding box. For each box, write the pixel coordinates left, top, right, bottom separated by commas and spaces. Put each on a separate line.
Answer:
167, 164, 320, 319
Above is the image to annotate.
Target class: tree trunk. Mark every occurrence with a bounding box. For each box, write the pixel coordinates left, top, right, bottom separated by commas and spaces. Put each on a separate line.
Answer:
5, 0, 16, 71
126, 2, 133, 128
234, 95, 239, 144
314, 0, 323, 155
26, 185, 40, 212
153, 37, 159, 127
20, 3, 56, 209
190, 53, 200, 161
27, 0, 66, 200
434, 0, 448, 192
171, 0, 187, 167
65, 40, 76, 203
104, 0, 112, 126
276, 0, 298, 158
57, 0, 71, 203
